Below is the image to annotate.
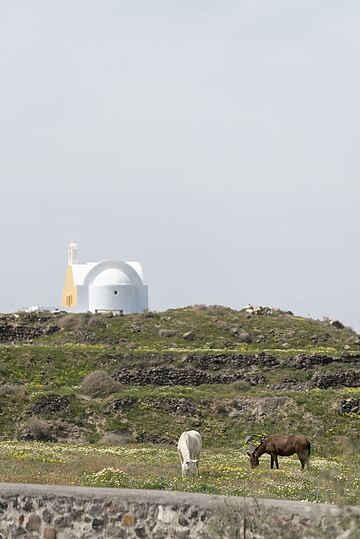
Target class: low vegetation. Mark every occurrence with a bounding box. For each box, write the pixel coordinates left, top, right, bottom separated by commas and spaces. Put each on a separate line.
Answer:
0, 441, 358, 505
1, 305, 359, 354
80, 370, 122, 398
0, 306, 359, 505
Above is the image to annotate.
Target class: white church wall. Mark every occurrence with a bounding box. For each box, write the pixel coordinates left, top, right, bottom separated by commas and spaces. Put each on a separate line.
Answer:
74, 286, 88, 313
88, 284, 143, 314
137, 285, 149, 312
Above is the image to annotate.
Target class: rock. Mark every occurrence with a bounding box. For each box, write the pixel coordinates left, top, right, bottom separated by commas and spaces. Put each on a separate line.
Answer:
238, 332, 251, 343
159, 329, 177, 338
178, 516, 190, 527
134, 525, 148, 538
111, 397, 137, 412
53, 515, 72, 528
43, 527, 57, 539
143, 397, 201, 416
30, 395, 73, 416
92, 517, 105, 530
113, 366, 265, 387
25, 514, 41, 532
122, 513, 136, 527
330, 320, 345, 329
42, 508, 52, 524
182, 331, 195, 341
311, 370, 360, 389
339, 398, 360, 414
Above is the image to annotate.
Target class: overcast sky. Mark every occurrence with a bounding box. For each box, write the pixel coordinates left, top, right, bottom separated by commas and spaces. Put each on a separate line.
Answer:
1, 1, 360, 327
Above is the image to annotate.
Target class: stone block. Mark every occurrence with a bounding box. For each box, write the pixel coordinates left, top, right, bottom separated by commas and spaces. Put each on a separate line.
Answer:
122, 513, 136, 527
43, 527, 57, 539
26, 513, 41, 532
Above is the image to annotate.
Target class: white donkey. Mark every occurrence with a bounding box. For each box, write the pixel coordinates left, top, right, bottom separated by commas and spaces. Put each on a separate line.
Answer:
177, 430, 202, 478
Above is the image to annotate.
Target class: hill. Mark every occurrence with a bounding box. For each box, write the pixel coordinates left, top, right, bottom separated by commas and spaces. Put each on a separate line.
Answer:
0, 305, 358, 450
0, 305, 359, 503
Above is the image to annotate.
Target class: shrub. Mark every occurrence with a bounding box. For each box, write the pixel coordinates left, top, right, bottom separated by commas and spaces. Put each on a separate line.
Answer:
80, 370, 122, 398
58, 313, 92, 331
0, 384, 28, 401
19, 418, 55, 441
142, 310, 157, 318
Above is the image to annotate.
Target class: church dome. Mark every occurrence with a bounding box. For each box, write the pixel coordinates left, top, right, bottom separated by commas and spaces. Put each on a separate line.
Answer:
91, 268, 133, 286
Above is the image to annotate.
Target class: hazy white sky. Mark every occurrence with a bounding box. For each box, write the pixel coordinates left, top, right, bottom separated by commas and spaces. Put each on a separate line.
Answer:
1, 1, 360, 327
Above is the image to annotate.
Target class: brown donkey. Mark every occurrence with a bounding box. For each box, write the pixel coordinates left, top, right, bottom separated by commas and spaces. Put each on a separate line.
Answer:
247, 435, 311, 470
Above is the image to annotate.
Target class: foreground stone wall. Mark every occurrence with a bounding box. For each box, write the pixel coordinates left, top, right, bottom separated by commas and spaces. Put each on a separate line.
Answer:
0, 484, 359, 539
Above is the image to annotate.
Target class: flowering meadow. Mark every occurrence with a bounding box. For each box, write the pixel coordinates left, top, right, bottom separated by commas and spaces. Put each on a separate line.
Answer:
0, 441, 358, 506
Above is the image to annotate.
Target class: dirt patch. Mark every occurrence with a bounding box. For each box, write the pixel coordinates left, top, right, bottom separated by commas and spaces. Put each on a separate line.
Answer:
143, 397, 202, 416
19, 418, 87, 443
222, 397, 296, 421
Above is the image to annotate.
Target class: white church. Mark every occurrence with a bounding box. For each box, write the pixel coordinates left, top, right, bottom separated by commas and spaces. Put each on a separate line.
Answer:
62, 242, 148, 314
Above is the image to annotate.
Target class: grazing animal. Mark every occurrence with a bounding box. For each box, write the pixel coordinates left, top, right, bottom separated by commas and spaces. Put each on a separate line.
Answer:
247, 435, 311, 470
177, 430, 202, 478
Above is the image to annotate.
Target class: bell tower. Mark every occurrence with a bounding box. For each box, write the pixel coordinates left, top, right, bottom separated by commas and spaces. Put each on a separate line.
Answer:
68, 241, 77, 265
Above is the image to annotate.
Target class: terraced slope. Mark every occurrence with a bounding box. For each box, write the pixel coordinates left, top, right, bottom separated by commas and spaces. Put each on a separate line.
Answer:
0, 306, 358, 455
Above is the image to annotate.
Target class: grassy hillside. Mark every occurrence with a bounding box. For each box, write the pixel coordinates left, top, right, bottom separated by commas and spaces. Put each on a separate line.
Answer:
2, 304, 360, 354
0, 306, 359, 503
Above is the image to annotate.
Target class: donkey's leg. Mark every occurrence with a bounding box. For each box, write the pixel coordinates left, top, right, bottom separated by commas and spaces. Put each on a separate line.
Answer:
178, 450, 184, 478
274, 454, 279, 469
270, 455, 274, 469
298, 451, 310, 471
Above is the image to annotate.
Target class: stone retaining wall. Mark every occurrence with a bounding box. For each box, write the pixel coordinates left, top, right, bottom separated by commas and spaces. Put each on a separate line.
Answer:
0, 324, 58, 343
0, 483, 359, 539
112, 364, 360, 389
113, 366, 265, 386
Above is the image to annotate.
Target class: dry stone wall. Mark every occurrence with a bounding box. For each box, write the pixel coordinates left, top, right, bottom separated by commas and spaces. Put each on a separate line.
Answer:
0, 483, 359, 539
0, 324, 58, 344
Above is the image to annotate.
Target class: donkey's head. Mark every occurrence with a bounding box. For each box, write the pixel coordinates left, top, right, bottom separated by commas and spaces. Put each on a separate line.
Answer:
246, 444, 259, 468
182, 459, 198, 476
